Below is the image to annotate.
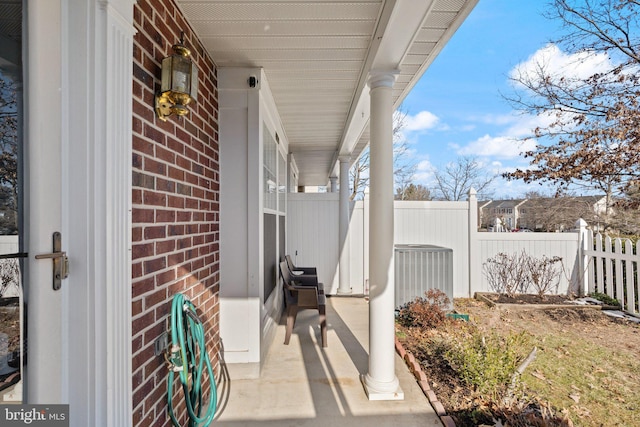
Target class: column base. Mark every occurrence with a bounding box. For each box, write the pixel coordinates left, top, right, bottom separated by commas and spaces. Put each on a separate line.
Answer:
336, 287, 352, 295
360, 374, 404, 401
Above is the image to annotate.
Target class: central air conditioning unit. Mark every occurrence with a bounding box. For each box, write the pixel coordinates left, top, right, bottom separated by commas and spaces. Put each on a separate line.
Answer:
394, 244, 453, 309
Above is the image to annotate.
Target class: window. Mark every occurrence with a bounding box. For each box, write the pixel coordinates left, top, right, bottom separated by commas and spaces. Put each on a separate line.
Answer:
263, 124, 277, 211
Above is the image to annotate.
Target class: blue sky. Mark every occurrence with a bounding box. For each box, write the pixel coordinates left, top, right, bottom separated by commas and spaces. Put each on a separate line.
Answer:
401, 0, 567, 199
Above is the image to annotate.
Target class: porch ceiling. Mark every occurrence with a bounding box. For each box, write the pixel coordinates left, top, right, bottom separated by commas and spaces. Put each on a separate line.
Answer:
177, 0, 478, 186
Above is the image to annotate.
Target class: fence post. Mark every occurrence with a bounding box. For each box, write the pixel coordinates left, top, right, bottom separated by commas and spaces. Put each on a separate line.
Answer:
576, 218, 589, 297
468, 188, 478, 298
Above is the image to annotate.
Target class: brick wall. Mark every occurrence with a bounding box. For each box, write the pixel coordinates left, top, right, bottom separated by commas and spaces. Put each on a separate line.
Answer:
132, 0, 220, 425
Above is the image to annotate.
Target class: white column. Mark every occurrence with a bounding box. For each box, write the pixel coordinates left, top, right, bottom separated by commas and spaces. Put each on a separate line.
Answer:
329, 176, 338, 193
337, 156, 351, 295
362, 70, 403, 400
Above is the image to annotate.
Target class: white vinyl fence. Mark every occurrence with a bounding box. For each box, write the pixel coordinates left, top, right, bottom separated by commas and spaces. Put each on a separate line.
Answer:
288, 192, 639, 314
287, 192, 581, 300
582, 230, 639, 315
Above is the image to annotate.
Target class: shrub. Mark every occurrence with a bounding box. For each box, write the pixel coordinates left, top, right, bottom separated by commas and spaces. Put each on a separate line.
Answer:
444, 329, 531, 400
484, 251, 563, 297
483, 251, 531, 297
589, 291, 620, 307
527, 255, 562, 298
397, 289, 450, 329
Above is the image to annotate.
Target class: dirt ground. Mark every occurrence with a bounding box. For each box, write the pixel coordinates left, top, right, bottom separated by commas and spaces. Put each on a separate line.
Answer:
398, 297, 640, 426
455, 298, 640, 358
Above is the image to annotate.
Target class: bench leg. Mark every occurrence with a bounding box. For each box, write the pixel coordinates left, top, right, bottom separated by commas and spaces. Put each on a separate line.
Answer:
284, 305, 298, 345
319, 304, 327, 348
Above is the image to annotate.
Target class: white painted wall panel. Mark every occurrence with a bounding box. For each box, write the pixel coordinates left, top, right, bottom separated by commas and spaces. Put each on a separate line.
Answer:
287, 193, 340, 293
349, 202, 365, 294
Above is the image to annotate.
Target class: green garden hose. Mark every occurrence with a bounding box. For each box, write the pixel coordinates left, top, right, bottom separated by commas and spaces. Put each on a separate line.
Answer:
166, 293, 217, 426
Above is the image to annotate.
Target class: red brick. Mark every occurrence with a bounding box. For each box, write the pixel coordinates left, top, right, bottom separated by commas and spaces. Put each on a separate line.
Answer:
132, 262, 143, 279
441, 416, 456, 427
132, 299, 143, 317
143, 157, 167, 176
144, 288, 167, 312
132, 376, 155, 409
155, 209, 176, 223
132, 189, 143, 204
144, 257, 166, 275
132, 243, 154, 260
433, 401, 447, 416
133, 277, 154, 298
155, 177, 175, 193
155, 239, 175, 255
143, 191, 166, 207
132, 311, 155, 337
144, 226, 166, 240
167, 252, 185, 267
132, 227, 143, 242
167, 195, 184, 209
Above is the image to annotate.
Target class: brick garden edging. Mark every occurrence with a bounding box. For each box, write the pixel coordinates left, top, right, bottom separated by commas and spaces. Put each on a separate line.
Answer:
395, 337, 456, 427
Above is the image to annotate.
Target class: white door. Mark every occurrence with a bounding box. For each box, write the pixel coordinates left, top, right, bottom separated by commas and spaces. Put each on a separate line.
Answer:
25, 0, 66, 403
0, 0, 66, 405
19, 1, 134, 425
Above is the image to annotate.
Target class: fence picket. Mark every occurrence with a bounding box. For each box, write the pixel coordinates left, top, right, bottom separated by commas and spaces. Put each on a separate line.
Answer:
614, 238, 624, 305
587, 229, 595, 294
594, 234, 604, 295
604, 236, 614, 299
624, 239, 636, 314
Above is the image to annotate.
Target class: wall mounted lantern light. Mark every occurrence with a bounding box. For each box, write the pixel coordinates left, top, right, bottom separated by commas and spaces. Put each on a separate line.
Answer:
155, 32, 198, 121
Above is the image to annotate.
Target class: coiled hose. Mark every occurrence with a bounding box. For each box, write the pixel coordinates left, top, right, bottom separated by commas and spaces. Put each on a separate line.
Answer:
166, 293, 217, 426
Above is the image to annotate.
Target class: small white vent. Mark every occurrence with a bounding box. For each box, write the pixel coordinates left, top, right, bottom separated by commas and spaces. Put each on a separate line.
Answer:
395, 244, 453, 309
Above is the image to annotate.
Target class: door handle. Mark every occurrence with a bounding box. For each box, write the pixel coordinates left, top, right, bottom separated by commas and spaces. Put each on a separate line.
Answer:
35, 252, 66, 260
34, 232, 69, 290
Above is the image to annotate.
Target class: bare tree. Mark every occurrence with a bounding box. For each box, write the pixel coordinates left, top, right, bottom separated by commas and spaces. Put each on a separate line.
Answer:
395, 183, 432, 200
350, 149, 369, 201
350, 110, 416, 200
505, 0, 640, 211
0, 75, 18, 235
432, 156, 495, 201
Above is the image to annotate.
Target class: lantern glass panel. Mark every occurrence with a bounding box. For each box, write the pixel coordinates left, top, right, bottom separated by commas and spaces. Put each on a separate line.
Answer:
171, 55, 191, 94
160, 56, 172, 92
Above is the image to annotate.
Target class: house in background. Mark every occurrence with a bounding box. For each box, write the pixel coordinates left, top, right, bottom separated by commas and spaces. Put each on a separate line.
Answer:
478, 199, 527, 230
518, 195, 608, 232
0, 0, 478, 426
479, 195, 608, 232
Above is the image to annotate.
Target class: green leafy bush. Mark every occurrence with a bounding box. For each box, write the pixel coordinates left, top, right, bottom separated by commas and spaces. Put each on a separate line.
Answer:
397, 289, 450, 329
589, 292, 620, 307
444, 328, 531, 399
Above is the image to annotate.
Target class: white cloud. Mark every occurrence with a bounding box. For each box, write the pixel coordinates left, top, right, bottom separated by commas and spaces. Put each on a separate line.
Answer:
470, 113, 520, 126
458, 134, 537, 159
404, 111, 440, 131
412, 159, 435, 186
504, 111, 557, 138
416, 159, 433, 171
510, 43, 615, 87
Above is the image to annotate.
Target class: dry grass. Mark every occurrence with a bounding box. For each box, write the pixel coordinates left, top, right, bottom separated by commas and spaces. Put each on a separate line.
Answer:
398, 297, 640, 427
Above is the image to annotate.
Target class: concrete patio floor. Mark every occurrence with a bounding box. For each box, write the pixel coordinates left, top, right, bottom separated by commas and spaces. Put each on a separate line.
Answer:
213, 296, 442, 427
